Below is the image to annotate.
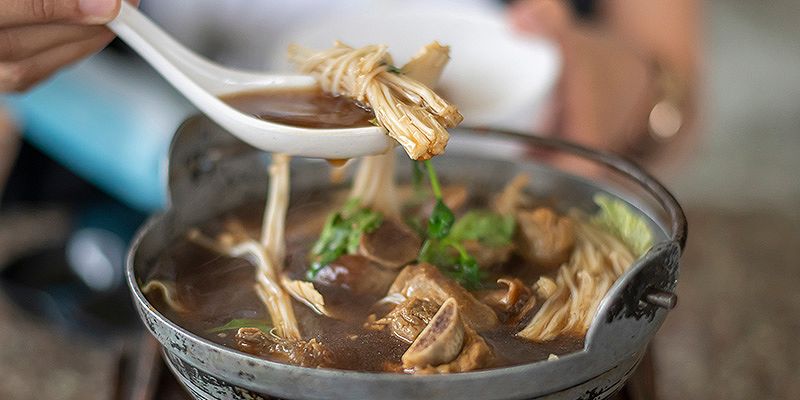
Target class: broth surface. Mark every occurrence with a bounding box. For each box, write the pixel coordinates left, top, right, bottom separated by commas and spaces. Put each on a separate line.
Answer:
222, 88, 374, 129
145, 198, 584, 372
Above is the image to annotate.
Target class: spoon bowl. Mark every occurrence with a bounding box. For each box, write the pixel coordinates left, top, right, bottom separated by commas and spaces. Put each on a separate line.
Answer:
107, 2, 391, 158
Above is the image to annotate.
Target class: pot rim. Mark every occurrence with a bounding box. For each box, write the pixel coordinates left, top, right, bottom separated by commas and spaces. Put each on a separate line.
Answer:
126, 125, 686, 385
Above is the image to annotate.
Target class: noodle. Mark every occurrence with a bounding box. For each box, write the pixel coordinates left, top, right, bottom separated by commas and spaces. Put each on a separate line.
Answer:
517, 218, 635, 342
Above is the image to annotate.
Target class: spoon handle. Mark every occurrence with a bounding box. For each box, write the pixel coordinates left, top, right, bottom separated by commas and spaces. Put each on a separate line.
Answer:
107, 2, 228, 93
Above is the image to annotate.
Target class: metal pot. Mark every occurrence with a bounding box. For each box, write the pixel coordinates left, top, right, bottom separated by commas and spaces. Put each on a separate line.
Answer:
126, 115, 686, 400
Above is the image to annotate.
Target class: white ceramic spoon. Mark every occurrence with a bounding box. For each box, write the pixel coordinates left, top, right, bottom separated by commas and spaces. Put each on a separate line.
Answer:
107, 2, 391, 159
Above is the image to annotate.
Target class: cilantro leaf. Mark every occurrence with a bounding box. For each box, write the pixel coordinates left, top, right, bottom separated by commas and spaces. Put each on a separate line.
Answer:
207, 319, 271, 333
307, 199, 383, 279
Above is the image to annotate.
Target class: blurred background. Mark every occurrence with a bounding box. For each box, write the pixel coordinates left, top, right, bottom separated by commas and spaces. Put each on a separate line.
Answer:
0, 0, 798, 399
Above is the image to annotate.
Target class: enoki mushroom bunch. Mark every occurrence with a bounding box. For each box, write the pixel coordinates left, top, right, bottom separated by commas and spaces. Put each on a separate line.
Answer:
288, 41, 463, 160
517, 218, 635, 341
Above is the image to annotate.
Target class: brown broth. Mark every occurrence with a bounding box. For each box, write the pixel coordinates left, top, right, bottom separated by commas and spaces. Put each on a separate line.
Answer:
144, 198, 584, 373
221, 88, 374, 129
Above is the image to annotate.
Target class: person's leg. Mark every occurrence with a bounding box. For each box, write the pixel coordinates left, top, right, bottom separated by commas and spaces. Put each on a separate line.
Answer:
0, 106, 20, 199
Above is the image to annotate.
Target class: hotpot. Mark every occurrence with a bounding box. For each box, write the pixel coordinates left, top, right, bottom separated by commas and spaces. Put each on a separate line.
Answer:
126, 115, 686, 400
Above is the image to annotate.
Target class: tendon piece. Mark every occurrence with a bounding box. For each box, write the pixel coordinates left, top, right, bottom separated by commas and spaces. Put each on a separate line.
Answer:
517, 220, 635, 342
288, 41, 462, 160
141, 280, 188, 313
235, 327, 332, 368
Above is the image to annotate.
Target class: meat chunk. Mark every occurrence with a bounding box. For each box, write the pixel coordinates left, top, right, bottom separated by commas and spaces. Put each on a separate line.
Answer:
366, 297, 439, 343
387, 264, 498, 331
359, 220, 421, 269
402, 298, 464, 368
462, 240, 514, 269
234, 328, 332, 368
413, 323, 494, 374
492, 174, 531, 215
515, 208, 576, 269
314, 254, 396, 297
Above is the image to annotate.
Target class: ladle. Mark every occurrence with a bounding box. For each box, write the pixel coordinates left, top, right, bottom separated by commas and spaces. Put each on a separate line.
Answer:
107, 2, 391, 159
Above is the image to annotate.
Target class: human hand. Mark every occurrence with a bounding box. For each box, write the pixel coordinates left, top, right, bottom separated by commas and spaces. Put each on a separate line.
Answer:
0, 0, 126, 92
510, 0, 658, 155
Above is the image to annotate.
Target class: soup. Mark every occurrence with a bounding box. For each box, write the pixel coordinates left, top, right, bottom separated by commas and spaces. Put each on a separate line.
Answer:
221, 88, 374, 129
140, 41, 652, 374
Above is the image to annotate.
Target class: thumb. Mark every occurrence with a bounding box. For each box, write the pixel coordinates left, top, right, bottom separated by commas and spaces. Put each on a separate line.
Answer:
0, 0, 121, 27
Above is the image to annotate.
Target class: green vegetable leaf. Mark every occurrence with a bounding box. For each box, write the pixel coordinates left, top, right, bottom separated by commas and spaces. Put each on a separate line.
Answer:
207, 319, 271, 334
449, 210, 515, 247
386, 65, 403, 74
418, 239, 482, 289
307, 199, 383, 278
592, 194, 653, 256
428, 200, 455, 239
449, 242, 482, 290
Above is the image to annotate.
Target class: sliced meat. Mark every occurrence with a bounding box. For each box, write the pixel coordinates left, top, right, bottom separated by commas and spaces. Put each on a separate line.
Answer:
515, 208, 576, 270
402, 298, 465, 368
463, 239, 514, 269
234, 327, 332, 368
314, 254, 396, 297
387, 263, 498, 331
359, 220, 422, 269
365, 297, 440, 343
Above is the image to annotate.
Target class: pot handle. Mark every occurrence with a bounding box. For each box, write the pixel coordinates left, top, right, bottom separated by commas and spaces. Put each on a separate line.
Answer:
585, 240, 681, 358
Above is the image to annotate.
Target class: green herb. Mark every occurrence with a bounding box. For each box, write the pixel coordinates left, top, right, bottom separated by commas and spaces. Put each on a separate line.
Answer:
413, 160, 503, 289
411, 160, 424, 189
307, 198, 383, 279
424, 160, 443, 198
207, 319, 271, 333
386, 65, 403, 74
418, 239, 482, 289
449, 242, 482, 290
450, 211, 515, 247
368, 117, 380, 127
592, 194, 653, 256
428, 200, 455, 239
423, 160, 455, 239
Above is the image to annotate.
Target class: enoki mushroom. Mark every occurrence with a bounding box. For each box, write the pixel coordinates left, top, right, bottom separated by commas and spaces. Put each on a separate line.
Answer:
188, 154, 302, 340
288, 41, 462, 160
345, 42, 454, 218
516, 218, 635, 341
